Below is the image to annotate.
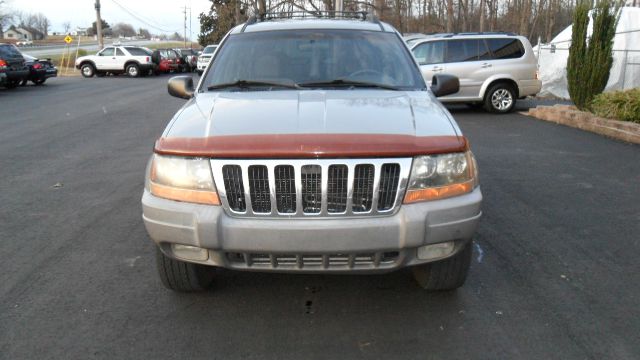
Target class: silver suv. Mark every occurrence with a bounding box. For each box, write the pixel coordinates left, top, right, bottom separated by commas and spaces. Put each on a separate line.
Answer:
142, 13, 482, 292
411, 33, 541, 112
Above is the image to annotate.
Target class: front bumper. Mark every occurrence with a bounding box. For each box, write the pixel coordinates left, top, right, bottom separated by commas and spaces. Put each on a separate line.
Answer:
142, 187, 482, 273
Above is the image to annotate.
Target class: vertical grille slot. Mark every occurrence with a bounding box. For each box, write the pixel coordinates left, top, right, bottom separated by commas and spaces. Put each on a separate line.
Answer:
222, 165, 246, 212
352, 164, 374, 212
327, 165, 348, 213
248, 165, 271, 213
275, 165, 296, 213
301, 165, 321, 213
377, 163, 400, 211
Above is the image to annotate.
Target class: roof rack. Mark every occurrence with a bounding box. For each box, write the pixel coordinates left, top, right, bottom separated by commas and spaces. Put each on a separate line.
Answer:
241, 11, 384, 32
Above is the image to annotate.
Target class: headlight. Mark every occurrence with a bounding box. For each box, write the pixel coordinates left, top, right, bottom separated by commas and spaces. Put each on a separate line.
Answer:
404, 151, 478, 203
146, 154, 220, 205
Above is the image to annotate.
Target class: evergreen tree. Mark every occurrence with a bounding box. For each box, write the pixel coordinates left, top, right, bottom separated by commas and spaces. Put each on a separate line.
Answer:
567, 0, 621, 110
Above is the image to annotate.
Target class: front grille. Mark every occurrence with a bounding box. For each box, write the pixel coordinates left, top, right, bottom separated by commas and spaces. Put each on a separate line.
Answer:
378, 164, 401, 211
211, 158, 411, 218
226, 251, 400, 269
352, 164, 375, 212
222, 165, 246, 212
327, 165, 348, 212
248, 165, 271, 213
274, 165, 296, 213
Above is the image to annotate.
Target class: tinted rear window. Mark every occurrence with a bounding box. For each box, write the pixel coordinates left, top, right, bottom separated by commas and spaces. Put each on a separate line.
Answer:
486, 38, 525, 59
126, 47, 151, 56
0, 44, 22, 58
445, 39, 480, 63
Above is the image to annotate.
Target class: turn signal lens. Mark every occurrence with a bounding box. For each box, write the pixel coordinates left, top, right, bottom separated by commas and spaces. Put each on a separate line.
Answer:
147, 154, 220, 205
0, 59, 7, 69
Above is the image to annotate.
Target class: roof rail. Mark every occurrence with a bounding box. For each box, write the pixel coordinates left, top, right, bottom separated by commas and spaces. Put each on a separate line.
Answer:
240, 11, 385, 32
440, 31, 518, 37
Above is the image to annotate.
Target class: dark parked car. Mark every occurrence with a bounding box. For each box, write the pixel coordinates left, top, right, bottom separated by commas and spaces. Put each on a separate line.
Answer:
174, 48, 198, 72
22, 54, 58, 85
0, 43, 29, 88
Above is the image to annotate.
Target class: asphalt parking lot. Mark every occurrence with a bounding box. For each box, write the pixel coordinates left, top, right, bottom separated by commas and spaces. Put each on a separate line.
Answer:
1, 76, 639, 359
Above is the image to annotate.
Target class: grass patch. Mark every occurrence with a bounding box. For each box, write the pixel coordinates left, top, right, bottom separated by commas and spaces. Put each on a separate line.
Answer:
591, 89, 640, 123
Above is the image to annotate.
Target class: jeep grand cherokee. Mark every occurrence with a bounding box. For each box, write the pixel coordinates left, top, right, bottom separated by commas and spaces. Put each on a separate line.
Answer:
142, 13, 482, 292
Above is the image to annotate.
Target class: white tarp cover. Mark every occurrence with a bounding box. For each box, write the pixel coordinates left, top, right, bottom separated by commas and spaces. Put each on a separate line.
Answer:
536, 7, 640, 98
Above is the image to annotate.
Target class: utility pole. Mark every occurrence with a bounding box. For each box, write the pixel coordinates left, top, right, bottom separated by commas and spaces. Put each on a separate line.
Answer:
183, 5, 187, 48
95, 0, 103, 49
335, 0, 344, 12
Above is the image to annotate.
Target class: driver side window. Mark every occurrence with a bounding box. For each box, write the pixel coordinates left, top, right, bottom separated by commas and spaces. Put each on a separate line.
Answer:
100, 48, 115, 56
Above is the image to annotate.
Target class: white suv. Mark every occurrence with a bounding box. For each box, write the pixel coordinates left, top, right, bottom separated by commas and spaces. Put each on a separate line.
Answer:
196, 44, 217, 75
75, 46, 156, 78
411, 33, 541, 112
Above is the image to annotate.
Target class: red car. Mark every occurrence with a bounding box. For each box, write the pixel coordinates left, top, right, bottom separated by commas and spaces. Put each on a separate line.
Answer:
152, 49, 181, 74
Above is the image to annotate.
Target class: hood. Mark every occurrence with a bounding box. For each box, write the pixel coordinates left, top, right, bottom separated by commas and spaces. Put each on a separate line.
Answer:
156, 90, 466, 158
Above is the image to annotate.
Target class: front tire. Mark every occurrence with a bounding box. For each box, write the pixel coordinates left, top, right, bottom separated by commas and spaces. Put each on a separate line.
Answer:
156, 247, 215, 292
412, 241, 473, 291
81, 63, 95, 78
484, 83, 516, 113
126, 63, 140, 78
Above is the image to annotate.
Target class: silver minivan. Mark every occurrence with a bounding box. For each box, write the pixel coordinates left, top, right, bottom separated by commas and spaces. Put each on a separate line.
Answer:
411, 33, 541, 113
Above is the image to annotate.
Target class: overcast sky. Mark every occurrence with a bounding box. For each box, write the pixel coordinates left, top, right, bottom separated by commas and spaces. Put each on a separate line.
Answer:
8, 0, 212, 37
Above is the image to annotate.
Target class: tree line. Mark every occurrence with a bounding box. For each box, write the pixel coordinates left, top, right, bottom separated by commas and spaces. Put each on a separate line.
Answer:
0, 1, 51, 39
198, 0, 577, 45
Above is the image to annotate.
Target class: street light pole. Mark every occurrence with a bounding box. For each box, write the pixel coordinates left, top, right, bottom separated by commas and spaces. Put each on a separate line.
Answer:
95, 0, 103, 49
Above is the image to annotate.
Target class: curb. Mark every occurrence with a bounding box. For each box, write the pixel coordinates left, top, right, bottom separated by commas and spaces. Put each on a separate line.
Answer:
525, 105, 640, 145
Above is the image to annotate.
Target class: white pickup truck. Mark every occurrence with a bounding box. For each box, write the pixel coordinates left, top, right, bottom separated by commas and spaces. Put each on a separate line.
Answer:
75, 45, 156, 78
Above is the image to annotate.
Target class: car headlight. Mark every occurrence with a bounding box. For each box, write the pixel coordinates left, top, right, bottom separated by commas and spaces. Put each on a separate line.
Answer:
146, 154, 220, 205
404, 151, 478, 203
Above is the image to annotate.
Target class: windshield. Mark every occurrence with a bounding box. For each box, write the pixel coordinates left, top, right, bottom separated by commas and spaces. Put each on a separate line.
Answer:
202, 30, 425, 91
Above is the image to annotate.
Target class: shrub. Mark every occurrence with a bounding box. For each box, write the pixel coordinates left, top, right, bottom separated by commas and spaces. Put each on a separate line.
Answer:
591, 89, 640, 123
567, 0, 621, 111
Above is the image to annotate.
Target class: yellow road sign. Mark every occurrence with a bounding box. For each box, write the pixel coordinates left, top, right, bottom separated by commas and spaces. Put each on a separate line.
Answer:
64, 35, 73, 44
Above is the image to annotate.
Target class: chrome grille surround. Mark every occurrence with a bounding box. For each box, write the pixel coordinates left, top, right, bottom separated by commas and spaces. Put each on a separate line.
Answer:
211, 158, 412, 218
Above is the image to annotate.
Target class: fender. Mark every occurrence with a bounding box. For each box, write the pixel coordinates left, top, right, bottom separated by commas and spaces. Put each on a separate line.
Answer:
479, 74, 519, 99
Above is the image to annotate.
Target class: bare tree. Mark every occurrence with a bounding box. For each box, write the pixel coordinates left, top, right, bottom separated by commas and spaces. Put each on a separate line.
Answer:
63, 21, 71, 34
446, 0, 454, 31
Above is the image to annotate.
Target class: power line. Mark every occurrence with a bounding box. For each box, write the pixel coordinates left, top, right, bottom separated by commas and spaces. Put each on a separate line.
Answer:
108, 0, 179, 33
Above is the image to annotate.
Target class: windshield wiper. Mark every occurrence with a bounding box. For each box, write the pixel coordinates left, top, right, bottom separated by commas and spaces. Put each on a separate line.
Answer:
298, 79, 400, 90
207, 79, 300, 90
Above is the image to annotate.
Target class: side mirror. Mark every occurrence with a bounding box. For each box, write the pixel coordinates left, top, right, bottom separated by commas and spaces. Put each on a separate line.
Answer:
430, 74, 460, 97
168, 76, 194, 99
